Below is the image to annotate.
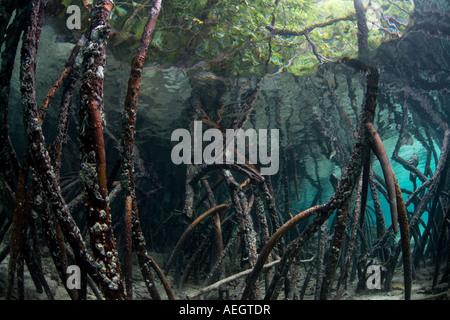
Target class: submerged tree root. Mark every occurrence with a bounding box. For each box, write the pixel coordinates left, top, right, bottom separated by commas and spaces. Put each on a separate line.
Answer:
187, 260, 280, 300
242, 58, 381, 300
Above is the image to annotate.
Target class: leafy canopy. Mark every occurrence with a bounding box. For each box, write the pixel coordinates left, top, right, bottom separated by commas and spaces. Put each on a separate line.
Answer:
62, 0, 414, 76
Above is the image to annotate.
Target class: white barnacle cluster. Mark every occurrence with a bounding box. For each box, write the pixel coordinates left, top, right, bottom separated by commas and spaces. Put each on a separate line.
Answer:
34, 194, 43, 206
90, 24, 108, 42
55, 208, 69, 224
94, 189, 104, 202
80, 160, 97, 190
344, 187, 353, 197
109, 261, 117, 275
99, 249, 121, 290
98, 104, 107, 129
83, 67, 104, 82
134, 232, 146, 248
77, 34, 88, 47
95, 242, 106, 256
104, 195, 111, 207
331, 245, 340, 254
22, 54, 33, 73
96, 65, 104, 79
98, 266, 120, 290
97, 260, 106, 274
90, 222, 109, 235
98, 209, 107, 220
119, 170, 131, 191
121, 110, 130, 126
86, 207, 94, 219
108, 275, 121, 290
84, 41, 101, 61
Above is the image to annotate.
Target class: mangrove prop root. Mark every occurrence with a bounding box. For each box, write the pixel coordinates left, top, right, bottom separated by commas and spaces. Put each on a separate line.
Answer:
187, 260, 280, 300
202, 221, 241, 287
392, 104, 428, 183
319, 200, 349, 300
124, 196, 133, 299
33, 176, 77, 299
48, 50, 83, 183
242, 58, 379, 300
19, 0, 101, 297
359, 152, 371, 228
409, 129, 450, 230
433, 204, 450, 289
366, 123, 414, 299
78, 0, 125, 300
393, 174, 412, 300
314, 224, 327, 300
119, 0, 171, 300
202, 178, 225, 277
242, 205, 324, 299
369, 170, 387, 244
335, 177, 363, 299
39, 35, 84, 123
222, 169, 260, 298
0, 2, 27, 196
366, 122, 412, 299
164, 203, 229, 273
366, 122, 399, 233
7, 158, 30, 299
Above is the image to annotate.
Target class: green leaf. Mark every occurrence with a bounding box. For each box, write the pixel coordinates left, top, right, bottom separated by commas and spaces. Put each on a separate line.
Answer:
115, 6, 128, 17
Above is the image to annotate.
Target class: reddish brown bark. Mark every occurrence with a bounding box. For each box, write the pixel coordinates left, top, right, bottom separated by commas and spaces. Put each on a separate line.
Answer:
366, 123, 412, 299
393, 174, 412, 300
119, 0, 172, 300
165, 203, 229, 273
39, 38, 82, 123
79, 0, 125, 300
366, 122, 399, 233
18, 0, 100, 298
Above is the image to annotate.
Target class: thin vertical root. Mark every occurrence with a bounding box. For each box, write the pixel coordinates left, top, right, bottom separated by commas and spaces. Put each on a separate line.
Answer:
165, 203, 229, 273
393, 173, 412, 300
366, 122, 399, 233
